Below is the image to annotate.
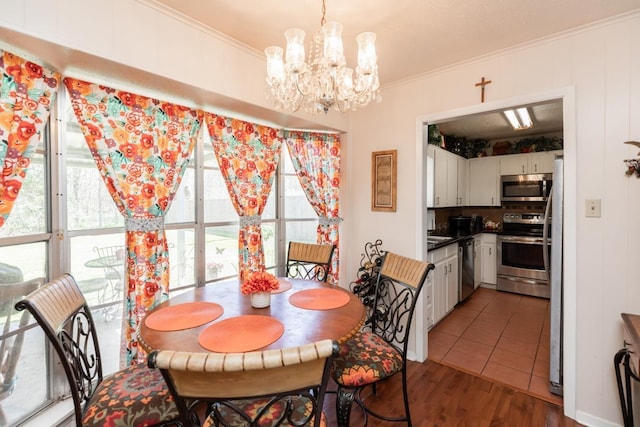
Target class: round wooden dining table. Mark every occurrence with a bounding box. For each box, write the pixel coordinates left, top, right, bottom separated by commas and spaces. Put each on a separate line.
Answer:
138, 278, 365, 354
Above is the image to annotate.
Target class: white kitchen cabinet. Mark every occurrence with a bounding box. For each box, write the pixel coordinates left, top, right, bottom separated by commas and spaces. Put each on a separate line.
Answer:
529, 151, 557, 174
445, 251, 459, 313
499, 153, 527, 175
445, 150, 458, 206
480, 233, 497, 285
431, 252, 447, 325
468, 156, 500, 206
426, 145, 435, 208
473, 236, 481, 288
432, 146, 467, 207
457, 156, 468, 206
499, 151, 560, 175
425, 272, 434, 329
428, 243, 459, 328
433, 147, 448, 207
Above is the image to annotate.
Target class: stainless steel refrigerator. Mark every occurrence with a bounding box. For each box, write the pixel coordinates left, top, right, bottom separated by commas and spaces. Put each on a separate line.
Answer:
546, 155, 564, 396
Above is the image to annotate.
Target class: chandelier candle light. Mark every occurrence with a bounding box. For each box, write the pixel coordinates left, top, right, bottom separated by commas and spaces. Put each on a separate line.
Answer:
264, 0, 381, 114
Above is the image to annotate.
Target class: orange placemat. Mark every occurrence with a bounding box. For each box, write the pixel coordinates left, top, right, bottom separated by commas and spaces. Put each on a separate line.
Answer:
272, 278, 293, 294
198, 315, 284, 353
145, 302, 223, 331
289, 288, 350, 310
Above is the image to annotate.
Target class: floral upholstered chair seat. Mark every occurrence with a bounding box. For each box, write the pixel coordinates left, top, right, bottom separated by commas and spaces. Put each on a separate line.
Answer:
331, 332, 403, 387
82, 364, 177, 427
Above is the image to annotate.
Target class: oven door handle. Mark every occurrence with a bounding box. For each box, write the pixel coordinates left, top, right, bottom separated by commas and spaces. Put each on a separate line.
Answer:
498, 235, 547, 245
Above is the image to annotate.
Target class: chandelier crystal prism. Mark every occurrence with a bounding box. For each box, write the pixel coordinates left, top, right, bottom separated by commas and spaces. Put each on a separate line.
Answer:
264, 0, 381, 114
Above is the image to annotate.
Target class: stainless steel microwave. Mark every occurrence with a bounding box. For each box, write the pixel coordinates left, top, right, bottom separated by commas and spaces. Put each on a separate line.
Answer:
500, 173, 552, 202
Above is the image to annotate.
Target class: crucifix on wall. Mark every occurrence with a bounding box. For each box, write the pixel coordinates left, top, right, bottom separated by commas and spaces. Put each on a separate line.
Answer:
475, 77, 492, 103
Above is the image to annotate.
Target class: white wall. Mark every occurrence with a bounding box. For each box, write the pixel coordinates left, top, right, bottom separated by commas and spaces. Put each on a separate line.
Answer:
3, 1, 640, 425
345, 11, 640, 427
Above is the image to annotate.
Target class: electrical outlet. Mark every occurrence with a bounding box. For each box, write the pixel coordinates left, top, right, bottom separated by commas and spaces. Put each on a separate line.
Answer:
585, 199, 601, 218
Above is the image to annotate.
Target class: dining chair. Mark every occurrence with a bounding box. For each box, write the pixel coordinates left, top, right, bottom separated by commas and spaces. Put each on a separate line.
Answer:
285, 241, 335, 282
14, 274, 178, 427
0, 277, 44, 424
148, 339, 339, 427
330, 252, 435, 427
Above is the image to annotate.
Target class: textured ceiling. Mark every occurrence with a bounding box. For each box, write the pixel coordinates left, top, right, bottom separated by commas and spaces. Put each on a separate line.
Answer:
146, 0, 639, 137
149, 0, 640, 86
436, 100, 563, 140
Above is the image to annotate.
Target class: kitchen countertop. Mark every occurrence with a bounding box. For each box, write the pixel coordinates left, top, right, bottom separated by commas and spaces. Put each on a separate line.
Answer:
427, 230, 501, 251
427, 234, 472, 251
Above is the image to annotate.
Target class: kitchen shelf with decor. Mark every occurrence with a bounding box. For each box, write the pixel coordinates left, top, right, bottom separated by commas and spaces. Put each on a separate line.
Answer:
427, 124, 563, 159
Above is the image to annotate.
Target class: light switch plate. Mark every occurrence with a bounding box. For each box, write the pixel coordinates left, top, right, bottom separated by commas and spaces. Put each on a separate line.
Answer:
586, 199, 601, 218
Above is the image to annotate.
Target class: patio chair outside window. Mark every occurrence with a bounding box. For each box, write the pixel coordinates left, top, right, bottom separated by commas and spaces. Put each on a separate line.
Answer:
91, 245, 125, 305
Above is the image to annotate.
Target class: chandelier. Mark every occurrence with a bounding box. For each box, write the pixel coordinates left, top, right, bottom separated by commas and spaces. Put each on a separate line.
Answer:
264, 0, 381, 114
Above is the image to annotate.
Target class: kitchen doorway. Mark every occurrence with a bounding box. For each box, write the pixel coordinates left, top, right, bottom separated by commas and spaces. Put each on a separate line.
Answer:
416, 90, 575, 413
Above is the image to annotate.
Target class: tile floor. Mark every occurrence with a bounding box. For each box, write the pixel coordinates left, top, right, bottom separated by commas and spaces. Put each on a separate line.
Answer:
428, 286, 563, 406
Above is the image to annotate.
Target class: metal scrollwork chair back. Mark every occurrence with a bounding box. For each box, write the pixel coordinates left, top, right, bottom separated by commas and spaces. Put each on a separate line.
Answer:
14, 274, 178, 427
286, 242, 335, 282
331, 252, 435, 427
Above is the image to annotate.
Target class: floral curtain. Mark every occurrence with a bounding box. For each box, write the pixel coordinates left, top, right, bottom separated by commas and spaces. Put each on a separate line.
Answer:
64, 78, 203, 366
285, 131, 341, 284
0, 51, 60, 227
205, 113, 282, 279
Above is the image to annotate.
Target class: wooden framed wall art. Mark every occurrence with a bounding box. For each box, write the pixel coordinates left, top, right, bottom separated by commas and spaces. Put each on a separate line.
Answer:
371, 150, 397, 212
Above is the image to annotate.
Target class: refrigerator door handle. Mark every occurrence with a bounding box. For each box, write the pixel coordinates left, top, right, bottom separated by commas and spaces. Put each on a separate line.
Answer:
543, 189, 552, 282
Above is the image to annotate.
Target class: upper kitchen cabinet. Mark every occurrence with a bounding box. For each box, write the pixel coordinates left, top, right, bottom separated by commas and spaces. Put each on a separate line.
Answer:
499, 151, 561, 175
468, 156, 500, 206
426, 145, 434, 208
432, 146, 467, 207
457, 156, 469, 206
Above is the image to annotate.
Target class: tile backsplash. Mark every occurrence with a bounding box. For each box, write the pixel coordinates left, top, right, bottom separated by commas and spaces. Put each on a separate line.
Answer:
429, 203, 545, 234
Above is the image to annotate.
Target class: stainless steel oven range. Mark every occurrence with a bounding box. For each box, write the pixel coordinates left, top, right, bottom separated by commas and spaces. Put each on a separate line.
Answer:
496, 212, 551, 298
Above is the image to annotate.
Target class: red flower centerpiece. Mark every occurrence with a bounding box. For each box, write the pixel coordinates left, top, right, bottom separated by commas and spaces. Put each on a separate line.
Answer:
241, 271, 279, 308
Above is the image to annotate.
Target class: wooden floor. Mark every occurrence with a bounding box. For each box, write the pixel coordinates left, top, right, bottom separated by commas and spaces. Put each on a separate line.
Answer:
323, 288, 581, 426
323, 360, 582, 426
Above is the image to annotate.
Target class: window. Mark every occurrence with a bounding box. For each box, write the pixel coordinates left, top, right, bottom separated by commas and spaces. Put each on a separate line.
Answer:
0, 133, 50, 425
281, 146, 317, 251
0, 92, 318, 425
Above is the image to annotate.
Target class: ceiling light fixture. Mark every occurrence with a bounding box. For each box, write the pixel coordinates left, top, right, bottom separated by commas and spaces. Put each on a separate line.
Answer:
504, 107, 533, 130
264, 0, 381, 114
